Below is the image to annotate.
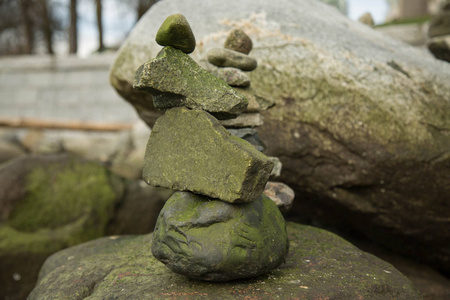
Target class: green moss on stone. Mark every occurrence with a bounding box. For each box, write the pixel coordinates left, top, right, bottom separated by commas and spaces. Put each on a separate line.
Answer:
8, 162, 115, 231
1, 159, 119, 255
134, 46, 248, 120
29, 222, 421, 300
143, 107, 273, 203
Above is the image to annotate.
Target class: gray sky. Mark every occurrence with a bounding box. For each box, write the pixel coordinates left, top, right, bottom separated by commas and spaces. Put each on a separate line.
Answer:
75, 0, 388, 57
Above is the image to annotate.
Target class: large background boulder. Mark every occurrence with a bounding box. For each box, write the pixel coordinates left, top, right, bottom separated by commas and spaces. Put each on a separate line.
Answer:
110, 0, 450, 272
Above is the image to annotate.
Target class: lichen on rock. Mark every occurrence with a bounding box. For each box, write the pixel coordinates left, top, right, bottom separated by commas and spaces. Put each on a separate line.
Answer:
133, 46, 248, 120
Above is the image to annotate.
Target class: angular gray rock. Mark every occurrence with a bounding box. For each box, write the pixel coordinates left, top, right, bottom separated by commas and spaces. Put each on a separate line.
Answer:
110, 0, 450, 272
152, 191, 288, 281
207, 48, 257, 71
134, 46, 248, 120
28, 223, 421, 300
143, 107, 273, 203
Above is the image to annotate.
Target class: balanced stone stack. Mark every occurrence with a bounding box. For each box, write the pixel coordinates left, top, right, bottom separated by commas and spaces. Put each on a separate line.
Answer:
133, 14, 289, 281
204, 28, 294, 209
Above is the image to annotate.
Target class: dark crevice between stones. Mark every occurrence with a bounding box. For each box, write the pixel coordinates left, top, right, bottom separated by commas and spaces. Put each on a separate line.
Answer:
387, 60, 411, 78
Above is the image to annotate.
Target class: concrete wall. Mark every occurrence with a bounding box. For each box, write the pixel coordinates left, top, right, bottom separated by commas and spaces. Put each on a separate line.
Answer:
0, 54, 139, 124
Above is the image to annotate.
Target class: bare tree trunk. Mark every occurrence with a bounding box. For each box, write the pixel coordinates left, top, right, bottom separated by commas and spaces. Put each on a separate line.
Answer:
137, 0, 157, 21
19, 0, 34, 54
69, 0, 77, 54
40, 0, 54, 55
96, 0, 104, 52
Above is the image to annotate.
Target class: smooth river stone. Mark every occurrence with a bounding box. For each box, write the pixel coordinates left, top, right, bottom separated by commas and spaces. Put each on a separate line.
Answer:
142, 107, 273, 203
151, 191, 289, 281
207, 48, 257, 71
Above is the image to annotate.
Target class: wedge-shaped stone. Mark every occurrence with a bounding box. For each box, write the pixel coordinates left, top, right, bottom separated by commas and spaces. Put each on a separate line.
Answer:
143, 107, 273, 203
134, 46, 248, 120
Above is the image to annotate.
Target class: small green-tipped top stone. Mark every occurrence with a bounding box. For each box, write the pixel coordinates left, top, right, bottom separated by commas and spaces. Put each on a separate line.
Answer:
155, 13, 196, 53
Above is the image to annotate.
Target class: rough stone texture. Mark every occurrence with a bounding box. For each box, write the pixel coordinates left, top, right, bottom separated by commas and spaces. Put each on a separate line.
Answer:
219, 113, 263, 128
134, 46, 248, 120
224, 28, 253, 54
0, 154, 124, 300
155, 14, 196, 54
152, 192, 288, 281
143, 107, 273, 203
208, 48, 257, 71
29, 222, 420, 300
264, 181, 294, 213
428, 35, 450, 63
227, 128, 265, 152
110, 0, 450, 271
212, 67, 251, 87
352, 237, 450, 300
358, 12, 374, 27
428, 3, 450, 38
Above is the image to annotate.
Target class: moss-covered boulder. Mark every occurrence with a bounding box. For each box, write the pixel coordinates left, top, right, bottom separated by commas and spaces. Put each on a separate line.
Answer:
143, 107, 273, 203
29, 222, 420, 299
155, 13, 196, 54
0, 154, 124, 300
134, 46, 248, 120
152, 192, 288, 281
110, 0, 450, 272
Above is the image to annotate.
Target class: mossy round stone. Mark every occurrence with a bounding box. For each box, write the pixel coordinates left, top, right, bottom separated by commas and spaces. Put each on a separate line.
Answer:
155, 13, 196, 54
151, 191, 288, 281
224, 28, 253, 54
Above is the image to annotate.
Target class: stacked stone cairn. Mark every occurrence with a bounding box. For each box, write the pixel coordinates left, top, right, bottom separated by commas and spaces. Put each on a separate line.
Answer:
133, 14, 289, 281
204, 28, 294, 211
